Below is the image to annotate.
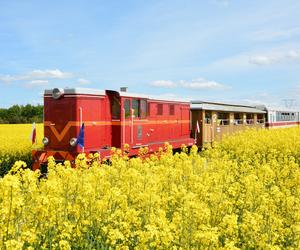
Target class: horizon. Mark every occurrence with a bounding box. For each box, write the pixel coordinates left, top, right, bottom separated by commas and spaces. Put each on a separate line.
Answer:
0, 0, 300, 109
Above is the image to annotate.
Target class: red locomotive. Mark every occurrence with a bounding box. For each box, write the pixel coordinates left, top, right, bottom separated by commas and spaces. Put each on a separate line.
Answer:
32, 87, 194, 169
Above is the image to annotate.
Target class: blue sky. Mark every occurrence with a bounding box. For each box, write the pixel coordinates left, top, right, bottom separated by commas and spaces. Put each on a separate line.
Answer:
0, 0, 300, 108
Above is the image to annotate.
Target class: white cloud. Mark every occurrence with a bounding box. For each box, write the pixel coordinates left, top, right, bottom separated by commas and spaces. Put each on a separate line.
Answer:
200, 46, 300, 74
150, 80, 176, 88
248, 55, 273, 65
26, 69, 73, 79
77, 78, 91, 85
26, 80, 49, 87
180, 78, 229, 90
251, 27, 300, 41
0, 75, 18, 83
149, 78, 229, 90
0, 69, 73, 84
249, 49, 300, 65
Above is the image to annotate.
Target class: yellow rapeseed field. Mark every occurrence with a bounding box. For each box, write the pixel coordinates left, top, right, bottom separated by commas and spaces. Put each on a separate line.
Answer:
0, 124, 43, 175
0, 127, 300, 249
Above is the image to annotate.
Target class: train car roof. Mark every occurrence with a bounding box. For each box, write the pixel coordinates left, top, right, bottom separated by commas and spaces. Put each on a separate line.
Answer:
256, 104, 300, 113
190, 100, 266, 113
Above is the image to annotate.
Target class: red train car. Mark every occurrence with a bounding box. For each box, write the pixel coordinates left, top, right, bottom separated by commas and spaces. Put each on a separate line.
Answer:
32, 88, 194, 169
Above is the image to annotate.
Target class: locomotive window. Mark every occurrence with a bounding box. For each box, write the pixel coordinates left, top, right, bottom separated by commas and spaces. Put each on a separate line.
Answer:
147, 102, 151, 116
157, 104, 163, 115
140, 100, 147, 119
169, 104, 175, 115
111, 96, 120, 119
132, 99, 140, 118
124, 99, 131, 118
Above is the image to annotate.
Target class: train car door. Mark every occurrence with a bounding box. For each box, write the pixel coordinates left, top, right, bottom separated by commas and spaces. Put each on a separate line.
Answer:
107, 91, 121, 148
204, 111, 213, 144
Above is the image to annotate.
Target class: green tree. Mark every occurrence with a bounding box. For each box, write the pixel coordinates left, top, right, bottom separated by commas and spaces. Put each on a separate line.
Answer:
0, 104, 43, 124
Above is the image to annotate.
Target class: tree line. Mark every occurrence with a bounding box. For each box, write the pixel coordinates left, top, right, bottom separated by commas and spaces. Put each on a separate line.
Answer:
0, 104, 43, 124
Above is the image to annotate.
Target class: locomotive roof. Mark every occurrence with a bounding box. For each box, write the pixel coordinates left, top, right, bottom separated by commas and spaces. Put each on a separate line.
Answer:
118, 91, 190, 103
190, 100, 266, 113
44, 88, 106, 96
44, 87, 190, 103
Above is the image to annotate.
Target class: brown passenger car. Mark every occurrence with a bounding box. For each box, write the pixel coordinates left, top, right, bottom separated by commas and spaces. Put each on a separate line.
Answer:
190, 101, 266, 148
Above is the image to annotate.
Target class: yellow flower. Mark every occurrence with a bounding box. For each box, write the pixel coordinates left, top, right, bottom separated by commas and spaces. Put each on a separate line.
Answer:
0, 126, 300, 249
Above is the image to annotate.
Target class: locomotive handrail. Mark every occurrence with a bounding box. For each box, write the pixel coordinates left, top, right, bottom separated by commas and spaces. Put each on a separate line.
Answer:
131, 109, 134, 143
79, 107, 84, 152
79, 107, 83, 127
122, 108, 126, 147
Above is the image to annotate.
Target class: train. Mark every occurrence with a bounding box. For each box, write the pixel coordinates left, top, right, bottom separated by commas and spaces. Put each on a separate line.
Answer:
32, 87, 300, 169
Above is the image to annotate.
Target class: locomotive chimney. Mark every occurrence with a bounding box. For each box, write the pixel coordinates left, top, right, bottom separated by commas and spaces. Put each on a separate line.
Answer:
120, 87, 128, 92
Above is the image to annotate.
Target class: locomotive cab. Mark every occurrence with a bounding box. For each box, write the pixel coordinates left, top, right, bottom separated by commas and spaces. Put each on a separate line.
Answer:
32, 88, 112, 169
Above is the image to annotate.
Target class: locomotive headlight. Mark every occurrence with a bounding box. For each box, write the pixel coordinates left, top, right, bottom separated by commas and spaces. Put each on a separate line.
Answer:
42, 137, 49, 146
52, 88, 64, 99
70, 137, 77, 147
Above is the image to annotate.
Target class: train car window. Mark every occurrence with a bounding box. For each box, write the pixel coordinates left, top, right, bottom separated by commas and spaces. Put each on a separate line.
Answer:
217, 112, 229, 125
234, 113, 243, 125
111, 97, 120, 119
124, 99, 131, 118
292, 113, 295, 121
246, 113, 254, 124
205, 111, 211, 124
140, 100, 147, 119
169, 104, 175, 115
157, 104, 163, 115
257, 114, 264, 123
132, 99, 140, 118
